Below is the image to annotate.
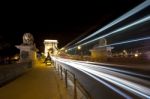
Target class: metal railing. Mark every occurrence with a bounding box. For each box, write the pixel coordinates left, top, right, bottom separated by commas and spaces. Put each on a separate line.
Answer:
53, 61, 92, 99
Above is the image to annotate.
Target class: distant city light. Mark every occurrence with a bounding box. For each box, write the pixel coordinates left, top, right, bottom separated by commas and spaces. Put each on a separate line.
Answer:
134, 53, 139, 57
14, 55, 19, 60
65, 50, 68, 53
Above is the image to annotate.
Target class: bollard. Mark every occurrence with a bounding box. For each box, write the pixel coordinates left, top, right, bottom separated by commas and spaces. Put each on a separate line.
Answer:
60, 66, 63, 80
58, 65, 60, 75
73, 74, 77, 99
65, 69, 68, 88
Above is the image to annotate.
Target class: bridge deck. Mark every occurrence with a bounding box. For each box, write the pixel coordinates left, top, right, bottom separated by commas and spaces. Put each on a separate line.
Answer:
0, 64, 71, 99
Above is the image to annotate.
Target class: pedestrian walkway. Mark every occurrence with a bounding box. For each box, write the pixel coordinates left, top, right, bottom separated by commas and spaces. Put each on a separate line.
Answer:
0, 64, 72, 99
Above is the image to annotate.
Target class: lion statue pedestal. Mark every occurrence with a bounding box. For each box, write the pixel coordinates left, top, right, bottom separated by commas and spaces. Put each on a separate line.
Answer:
16, 33, 37, 63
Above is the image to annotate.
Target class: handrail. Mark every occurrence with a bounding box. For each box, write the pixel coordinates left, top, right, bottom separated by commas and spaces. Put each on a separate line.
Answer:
52, 60, 92, 99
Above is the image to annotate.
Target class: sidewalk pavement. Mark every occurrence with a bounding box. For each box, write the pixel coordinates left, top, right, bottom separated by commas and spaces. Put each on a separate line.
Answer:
0, 64, 72, 99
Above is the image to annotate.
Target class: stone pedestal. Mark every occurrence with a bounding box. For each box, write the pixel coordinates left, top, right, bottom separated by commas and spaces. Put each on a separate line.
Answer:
15, 33, 37, 64
16, 45, 37, 62
90, 48, 107, 61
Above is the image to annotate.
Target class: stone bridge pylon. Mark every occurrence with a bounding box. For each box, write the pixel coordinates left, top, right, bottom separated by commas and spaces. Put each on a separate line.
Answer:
16, 33, 37, 63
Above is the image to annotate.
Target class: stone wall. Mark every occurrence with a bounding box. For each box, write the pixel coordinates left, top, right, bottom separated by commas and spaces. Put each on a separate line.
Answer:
0, 62, 32, 86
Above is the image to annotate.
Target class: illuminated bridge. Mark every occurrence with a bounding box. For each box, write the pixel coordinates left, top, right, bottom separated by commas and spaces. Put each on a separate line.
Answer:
0, 1, 150, 99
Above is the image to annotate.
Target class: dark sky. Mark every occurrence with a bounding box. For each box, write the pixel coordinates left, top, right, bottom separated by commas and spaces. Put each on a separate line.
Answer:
0, 0, 144, 55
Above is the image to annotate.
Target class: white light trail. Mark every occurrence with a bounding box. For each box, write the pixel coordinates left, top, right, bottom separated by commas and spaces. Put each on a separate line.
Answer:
53, 58, 150, 98
57, 59, 131, 98
68, 15, 150, 51
75, 1, 150, 45
71, 64, 132, 99
98, 36, 150, 48
81, 16, 150, 46
70, 60, 150, 79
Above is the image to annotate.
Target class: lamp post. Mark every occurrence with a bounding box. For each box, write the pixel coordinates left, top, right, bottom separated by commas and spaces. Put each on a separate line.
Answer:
77, 45, 83, 60
77, 46, 81, 50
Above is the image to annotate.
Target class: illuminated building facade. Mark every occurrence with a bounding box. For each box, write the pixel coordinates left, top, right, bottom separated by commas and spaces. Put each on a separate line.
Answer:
44, 40, 58, 56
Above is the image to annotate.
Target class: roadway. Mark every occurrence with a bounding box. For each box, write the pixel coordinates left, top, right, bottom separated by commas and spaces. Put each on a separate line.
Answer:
53, 57, 150, 99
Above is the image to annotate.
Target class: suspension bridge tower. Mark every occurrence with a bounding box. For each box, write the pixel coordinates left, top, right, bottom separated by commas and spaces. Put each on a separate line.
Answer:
44, 40, 58, 56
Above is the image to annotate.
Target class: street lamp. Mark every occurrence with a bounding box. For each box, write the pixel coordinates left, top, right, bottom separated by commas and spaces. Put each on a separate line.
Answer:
77, 46, 81, 50
65, 49, 68, 53
77, 45, 83, 60
134, 53, 139, 57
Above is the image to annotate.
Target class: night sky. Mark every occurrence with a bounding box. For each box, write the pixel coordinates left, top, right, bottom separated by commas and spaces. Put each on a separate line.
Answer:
0, 0, 144, 56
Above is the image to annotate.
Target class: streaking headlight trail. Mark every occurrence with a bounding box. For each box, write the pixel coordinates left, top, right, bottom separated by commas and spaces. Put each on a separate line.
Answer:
75, 0, 150, 45
52, 57, 150, 98
68, 15, 150, 51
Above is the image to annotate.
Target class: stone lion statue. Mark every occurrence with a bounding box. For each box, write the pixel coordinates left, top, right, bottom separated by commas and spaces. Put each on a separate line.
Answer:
23, 33, 34, 45
99, 38, 107, 46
